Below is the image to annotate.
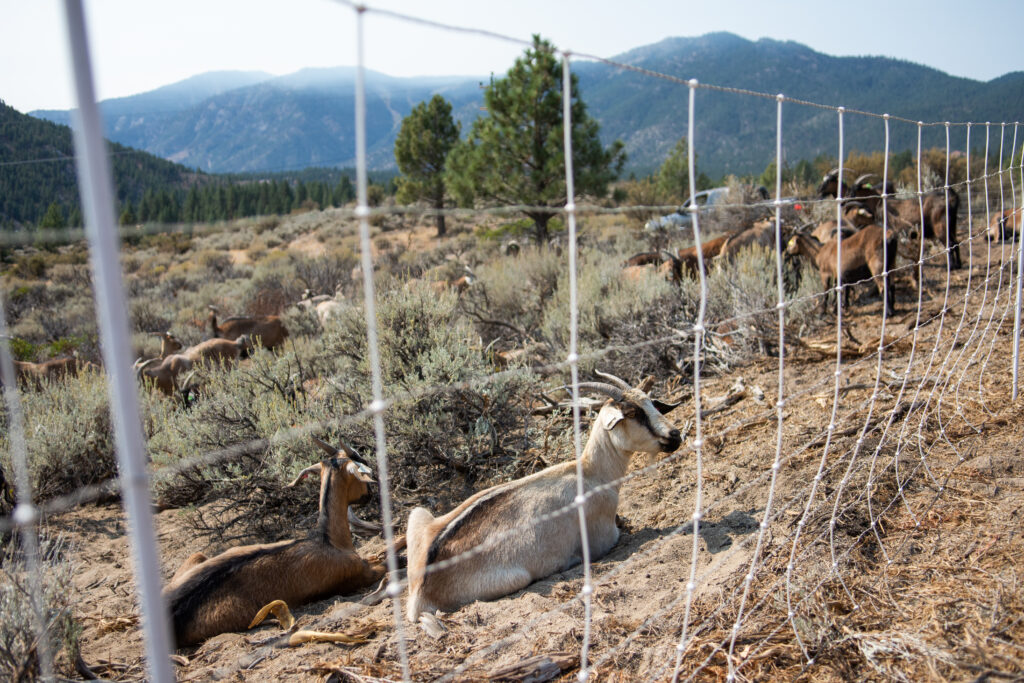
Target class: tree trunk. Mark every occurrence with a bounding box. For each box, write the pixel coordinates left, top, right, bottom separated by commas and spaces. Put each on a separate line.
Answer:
433, 196, 446, 237
529, 212, 550, 245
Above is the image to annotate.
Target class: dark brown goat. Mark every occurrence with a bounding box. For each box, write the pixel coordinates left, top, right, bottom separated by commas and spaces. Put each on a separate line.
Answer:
786, 224, 897, 316
886, 188, 961, 270
162, 437, 384, 646
208, 306, 289, 351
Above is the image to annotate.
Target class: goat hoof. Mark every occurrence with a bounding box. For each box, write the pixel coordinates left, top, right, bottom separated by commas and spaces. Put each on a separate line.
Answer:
419, 612, 446, 639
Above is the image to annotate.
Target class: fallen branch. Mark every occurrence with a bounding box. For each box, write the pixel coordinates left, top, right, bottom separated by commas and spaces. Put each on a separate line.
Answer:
487, 651, 577, 682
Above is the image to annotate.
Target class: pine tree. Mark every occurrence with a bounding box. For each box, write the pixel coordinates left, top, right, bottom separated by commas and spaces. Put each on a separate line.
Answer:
38, 202, 66, 229
394, 95, 460, 237
656, 137, 694, 203
445, 35, 624, 244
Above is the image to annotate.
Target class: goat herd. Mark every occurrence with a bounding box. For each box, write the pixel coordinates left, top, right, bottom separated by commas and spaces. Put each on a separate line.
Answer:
623, 170, 973, 319
5, 173, 1018, 662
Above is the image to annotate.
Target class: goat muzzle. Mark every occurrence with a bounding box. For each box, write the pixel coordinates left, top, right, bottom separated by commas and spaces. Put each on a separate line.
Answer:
660, 428, 682, 453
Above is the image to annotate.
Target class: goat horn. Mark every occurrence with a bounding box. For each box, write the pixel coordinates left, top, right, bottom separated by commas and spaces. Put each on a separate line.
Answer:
568, 382, 625, 403
311, 435, 370, 467
311, 436, 338, 456
287, 463, 322, 487
134, 357, 159, 373
594, 370, 635, 392
853, 173, 878, 186
336, 440, 370, 467
661, 250, 681, 265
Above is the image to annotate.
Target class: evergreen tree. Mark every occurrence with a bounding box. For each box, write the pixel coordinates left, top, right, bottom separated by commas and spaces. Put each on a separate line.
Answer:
656, 137, 694, 203
445, 35, 625, 244
394, 95, 460, 236
119, 204, 137, 226
38, 202, 66, 229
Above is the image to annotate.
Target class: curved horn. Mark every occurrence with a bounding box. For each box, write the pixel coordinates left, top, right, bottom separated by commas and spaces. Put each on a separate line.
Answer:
568, 381, 625, 403
336, 439, 369, 466
853, 172, 879, 188
311, 435, 369, 467
134, 357, 160, 374
661, 249, 681, 266
311, 435, 338, 456
594, 370, 634, 392
287, 463, 322, 487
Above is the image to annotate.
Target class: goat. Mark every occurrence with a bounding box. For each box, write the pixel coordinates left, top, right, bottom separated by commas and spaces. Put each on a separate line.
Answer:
405, 372, 681, 622
786, 224, 897, 316
134, 354, 193, 396
836, 176, 961, 270
621, 251, 682, 284
988, 208, 1022, 241
810, 202, 874, 243
849, 173, 896, 218
295, 291, 346, 327
12, 357, 90, 390
162, 437, 385, 646
886, 188, 961, 269
153, 331, 183, 358
816, 167, 854, 200
208, 306, 289, 351
674, 234, 731, 278
621, 251, 668, 268
135, 335, 250, 396
717, 220, 781, 260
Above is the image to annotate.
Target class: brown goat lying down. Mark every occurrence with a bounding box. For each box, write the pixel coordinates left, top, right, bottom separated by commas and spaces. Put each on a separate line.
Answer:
162, 438, 384, 646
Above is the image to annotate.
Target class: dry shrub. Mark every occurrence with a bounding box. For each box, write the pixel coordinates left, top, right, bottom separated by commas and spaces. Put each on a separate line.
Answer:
0, 370, 117, 502
0, 533, 80, 681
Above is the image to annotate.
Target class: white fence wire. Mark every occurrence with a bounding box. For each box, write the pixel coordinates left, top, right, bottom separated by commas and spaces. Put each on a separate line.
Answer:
0, 1, 1022, 681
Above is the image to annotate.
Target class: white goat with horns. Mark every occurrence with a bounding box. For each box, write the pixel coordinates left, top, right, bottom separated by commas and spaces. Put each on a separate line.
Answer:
405, 371, 682, 625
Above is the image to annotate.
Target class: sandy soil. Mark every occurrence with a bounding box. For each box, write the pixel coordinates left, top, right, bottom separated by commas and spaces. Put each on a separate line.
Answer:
57, 242, 1024, 682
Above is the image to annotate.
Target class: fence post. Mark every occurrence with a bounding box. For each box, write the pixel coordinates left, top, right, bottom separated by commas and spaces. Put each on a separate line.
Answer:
60, 2, 175, 681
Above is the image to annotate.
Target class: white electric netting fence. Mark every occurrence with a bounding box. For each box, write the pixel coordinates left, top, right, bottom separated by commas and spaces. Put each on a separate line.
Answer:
0, 1, 1022, 681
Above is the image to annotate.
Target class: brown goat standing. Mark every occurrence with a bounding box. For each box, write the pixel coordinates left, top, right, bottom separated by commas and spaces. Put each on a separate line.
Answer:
12, 357, 91, 390
208, 306, 289, 351
162, 438, 385, 646
787, 224, 897, 316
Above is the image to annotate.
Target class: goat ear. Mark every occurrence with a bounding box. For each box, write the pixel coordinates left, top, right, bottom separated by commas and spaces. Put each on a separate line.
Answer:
599, 404, 625, 430
287, 463, 322, 487
652, 399, 680, 415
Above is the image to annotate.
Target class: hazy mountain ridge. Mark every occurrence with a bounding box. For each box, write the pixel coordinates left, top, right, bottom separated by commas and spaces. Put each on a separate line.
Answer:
26, 33, 1024, 176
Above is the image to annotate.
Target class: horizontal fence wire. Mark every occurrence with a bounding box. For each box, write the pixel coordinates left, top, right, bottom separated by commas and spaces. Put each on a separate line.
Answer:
1, 2, 1022, 680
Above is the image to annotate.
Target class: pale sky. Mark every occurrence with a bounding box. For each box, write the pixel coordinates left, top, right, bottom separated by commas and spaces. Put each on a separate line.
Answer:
2, 0, 1023, 114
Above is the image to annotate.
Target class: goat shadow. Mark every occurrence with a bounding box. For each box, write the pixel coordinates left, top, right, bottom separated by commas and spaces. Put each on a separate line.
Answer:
523, 508, 760, 599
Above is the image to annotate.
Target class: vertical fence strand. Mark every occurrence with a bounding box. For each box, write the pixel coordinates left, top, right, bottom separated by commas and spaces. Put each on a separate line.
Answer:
60, 2, 175, 681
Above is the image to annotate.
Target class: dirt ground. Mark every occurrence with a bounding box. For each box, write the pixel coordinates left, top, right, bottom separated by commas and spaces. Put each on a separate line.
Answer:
57, 241, 1024, 682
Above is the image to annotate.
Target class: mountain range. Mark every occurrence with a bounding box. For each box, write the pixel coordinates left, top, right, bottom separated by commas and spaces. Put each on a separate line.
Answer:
27, 32, 1024, 177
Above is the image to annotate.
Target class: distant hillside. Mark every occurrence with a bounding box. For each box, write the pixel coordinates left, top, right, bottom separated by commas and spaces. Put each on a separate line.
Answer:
574, 33, 1024, 174
0, 100, 203, 229
28, 34, 1024, 177
32, 68, 483, 174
